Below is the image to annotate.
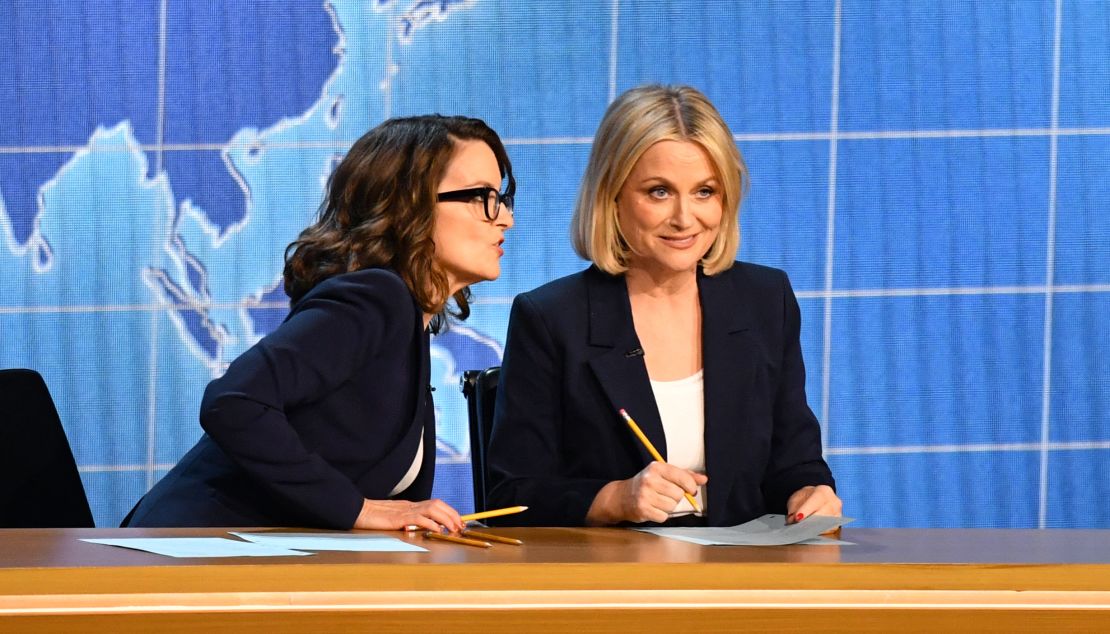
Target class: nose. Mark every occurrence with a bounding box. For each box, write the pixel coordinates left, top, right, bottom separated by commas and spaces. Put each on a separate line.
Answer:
496, 204, 514, 230
669, 195, 693, 228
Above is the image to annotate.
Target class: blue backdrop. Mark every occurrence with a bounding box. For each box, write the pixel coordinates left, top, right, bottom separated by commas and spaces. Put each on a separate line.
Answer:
1, 0, 1107, 528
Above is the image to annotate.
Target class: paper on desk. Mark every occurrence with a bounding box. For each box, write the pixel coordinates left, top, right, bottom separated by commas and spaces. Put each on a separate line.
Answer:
81, 537, 312, 558
654, 534, 854, 546
635, 514, 853, 546
230, 531, 428, 552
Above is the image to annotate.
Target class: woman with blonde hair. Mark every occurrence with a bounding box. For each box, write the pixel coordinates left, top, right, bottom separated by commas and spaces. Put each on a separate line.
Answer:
487, 85, 839, 527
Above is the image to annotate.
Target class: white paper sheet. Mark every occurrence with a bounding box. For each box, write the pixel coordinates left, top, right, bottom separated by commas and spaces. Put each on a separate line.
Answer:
230, 531, 428, 552
81, 537, 313, 558
635, 514, 853, 546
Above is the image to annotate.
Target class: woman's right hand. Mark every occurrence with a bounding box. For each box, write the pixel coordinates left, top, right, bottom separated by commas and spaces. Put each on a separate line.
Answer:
586, 462, 708, 525
353, 498, 464, 533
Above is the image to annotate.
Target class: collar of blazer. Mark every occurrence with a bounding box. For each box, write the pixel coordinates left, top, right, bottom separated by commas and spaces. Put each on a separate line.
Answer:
583, 264, 759, 523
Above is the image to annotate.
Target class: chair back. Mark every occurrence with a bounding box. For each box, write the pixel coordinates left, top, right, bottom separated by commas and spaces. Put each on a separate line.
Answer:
460, 366, 500, 513
0, 369, 95, 527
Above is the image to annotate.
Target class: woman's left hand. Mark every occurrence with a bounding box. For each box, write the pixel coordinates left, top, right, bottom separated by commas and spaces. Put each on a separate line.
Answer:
785, 484, 841, 524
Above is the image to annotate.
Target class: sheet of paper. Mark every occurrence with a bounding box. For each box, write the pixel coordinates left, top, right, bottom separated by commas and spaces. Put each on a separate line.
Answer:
230, 531, 428, 553
81, 537, 313, 558
635, 514, 853, 546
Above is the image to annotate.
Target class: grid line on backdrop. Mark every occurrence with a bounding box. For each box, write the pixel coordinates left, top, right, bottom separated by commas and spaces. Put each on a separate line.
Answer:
3, 282, 1110, 316
1036, 0, 1065, 529
144, 0, 171, 491
5, 126, 1110, 155
820, 0, 844, 452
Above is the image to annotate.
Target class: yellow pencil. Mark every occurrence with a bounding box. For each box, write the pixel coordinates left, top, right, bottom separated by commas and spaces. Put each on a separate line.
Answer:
460, 505, 528, 523
461, 529, 523, 546
619, 408, 703, 514
423, 531, 491, 548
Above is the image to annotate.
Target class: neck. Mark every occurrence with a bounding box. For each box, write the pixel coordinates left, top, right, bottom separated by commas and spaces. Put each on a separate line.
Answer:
422, 272, 464, 331
623, 264, 698, 300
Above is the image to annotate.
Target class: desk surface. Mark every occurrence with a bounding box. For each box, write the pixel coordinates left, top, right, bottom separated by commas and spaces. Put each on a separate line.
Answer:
2, 527, 1110, 632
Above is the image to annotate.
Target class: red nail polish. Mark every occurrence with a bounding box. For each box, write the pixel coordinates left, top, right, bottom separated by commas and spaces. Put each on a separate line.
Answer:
795, 513, 804, 521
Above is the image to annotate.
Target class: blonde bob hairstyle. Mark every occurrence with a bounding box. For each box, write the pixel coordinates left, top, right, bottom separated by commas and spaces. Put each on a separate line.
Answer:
571, 84, 748, 276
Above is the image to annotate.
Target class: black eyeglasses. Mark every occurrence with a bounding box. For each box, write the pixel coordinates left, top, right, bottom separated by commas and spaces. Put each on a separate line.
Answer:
436, 187, 514, 221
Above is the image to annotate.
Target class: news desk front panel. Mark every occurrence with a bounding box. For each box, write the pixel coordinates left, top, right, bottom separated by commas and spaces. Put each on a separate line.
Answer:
1, 527, 1109, 632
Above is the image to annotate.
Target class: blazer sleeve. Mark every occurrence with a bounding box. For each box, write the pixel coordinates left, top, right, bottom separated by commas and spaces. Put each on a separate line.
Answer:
760, 271, 836, 511
486, 292, 611, 526
198, 270, 411, 529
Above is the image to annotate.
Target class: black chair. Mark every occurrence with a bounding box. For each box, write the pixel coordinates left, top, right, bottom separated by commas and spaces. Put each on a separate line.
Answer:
460, 366, 499, 514
0, 369, 95, 528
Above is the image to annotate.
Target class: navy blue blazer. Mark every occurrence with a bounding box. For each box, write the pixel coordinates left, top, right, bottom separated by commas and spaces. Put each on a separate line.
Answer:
125, 268, 436, 529
486, 263, 834, 527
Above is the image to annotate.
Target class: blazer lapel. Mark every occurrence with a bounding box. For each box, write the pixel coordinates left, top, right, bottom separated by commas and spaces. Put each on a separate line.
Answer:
583, 267, 669, 463
698, 269, 756, 525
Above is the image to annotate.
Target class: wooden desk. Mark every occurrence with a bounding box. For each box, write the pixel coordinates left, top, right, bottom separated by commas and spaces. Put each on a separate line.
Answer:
1, 527, 1109, 631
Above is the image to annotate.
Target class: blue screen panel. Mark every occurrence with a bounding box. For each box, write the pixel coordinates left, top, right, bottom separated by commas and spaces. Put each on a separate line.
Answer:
1059, 0, 1110, 128
839, 0, 1054, 131
1053, 135, 1110, 286
739, 140, 829, 293
1045, 449, 1110, 528
828, 293, 1045, 448
1049, 292, 1110, 444
834, 136, 1050, 290
616, 0, 835, 134
829, 449, 1039, 528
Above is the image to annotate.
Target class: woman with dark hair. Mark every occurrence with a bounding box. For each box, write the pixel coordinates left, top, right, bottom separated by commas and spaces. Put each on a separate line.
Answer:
125, 115, 515, 530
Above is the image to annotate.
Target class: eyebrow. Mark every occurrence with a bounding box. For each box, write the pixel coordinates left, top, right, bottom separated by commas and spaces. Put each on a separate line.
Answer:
459, 179, 500, 189
637, 176, 720, 186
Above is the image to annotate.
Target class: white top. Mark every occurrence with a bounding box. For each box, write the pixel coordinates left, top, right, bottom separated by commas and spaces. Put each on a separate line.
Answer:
649, 370, 707, 516
388, 432, 424, 497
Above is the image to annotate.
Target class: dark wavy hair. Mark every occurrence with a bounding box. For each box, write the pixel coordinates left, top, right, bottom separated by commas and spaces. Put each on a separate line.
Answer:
283, 115, 514, 332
